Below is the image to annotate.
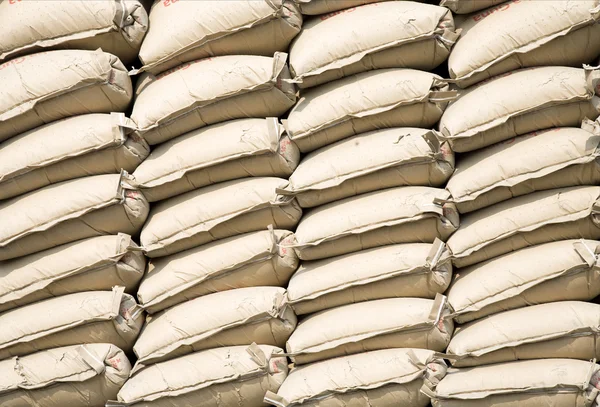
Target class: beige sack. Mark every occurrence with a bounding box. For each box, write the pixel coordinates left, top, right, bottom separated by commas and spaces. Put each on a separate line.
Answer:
287, 240, 452, 315
133, 287, 297, 372
286, 295, 454, 365
439, 66, 600, 152
0, 287, 144, 360
427, 359, 600, 407
265, 348, 446, 407
131, 53, 296, 145
289, 2, 457, 88
284, 68, 454, 152
0, 173, 149, 261
0, 0, 148, 64
447, 239, 600, 324
112, 345, 287, 407
132, 118, 299, 202
447, 186, 600, 268
448, 301, 600, 367
0, 343, 131, 407
138, 0, 301, 74
0, 234, 145, 314
447, 121, 600, 214
290, 186, 459, 261
138, 229, 298, 314
140, 177, 302, 258
448, 0, 600, 88
0, 113, 149, 201
0, 49, 133, 142
278, 128, 454, 208
294, 0, 393, 15
439, 0, 504, 14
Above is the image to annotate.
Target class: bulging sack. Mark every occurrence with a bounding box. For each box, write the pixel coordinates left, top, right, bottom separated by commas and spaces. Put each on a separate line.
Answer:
132, 118, 299, 202
285, 295, 454, 365
448, 301, 600, 367
294, 0, 393, 15
264, 348, 446, 407
290, 186, 459, 261
132, 287, 297, 371
113, 345, 287, 407
284, 68, 454, 152
439, 0, 505, 14
439, 66, 600, 152
287, 240, 452, 315
0, 173, 149, 261
427, 359, 600, 407
0, 343, 131, 407
140, 177, 302, 258
0, 113, 149, 201
138, 0, 301, 74
289, 1, 457, 88
0, 287, 144, 361
278, 128, 454, 208
448, 0, 600, 88
447, 186, 600, 268
447, 121, 600, 214
0, 49, 133, 142
0, 234, 145, 314
131, 53, 296, 145
0, 0, 148, 64
138, 229, 298, 314
447, 239, 600, 324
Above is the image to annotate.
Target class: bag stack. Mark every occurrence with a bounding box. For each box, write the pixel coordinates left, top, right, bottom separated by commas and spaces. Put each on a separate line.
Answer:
425, 1, 600, 406
0, 2, 150, 406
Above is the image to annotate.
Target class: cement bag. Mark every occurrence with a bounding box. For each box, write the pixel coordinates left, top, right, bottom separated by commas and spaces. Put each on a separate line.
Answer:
447, 121, 600, 214
439, 0, 504, 14
131, 53, 296, 145
0, 0, 148, 65
289, 2, 458, 88
133, 287, 297, 371
447, 186, 600, 268
439, 66, 600, 152
447, 301, 600, 367
0, 343, 131, 407
294, 0, 395, 15
284, 69, 454, 152
426, 359, 600, 407
447, 239, 600, 324
0, 113, 150, 201
137, 0, 301, 74
0, 49, 133, 142
448, 0, 600, 88
278, 128, 454, 208
264, 348, 446, 407
285, 295, 454, 365
138, 229, 298, 314
0, 287, 144, 360
140, 177, 302, 258
111, 345, 287, 407
0, 173, 149, 261
132, 118, 299, 202
290, 186, 459, 261
287, 240, 452, 315
0, 234, 145, 314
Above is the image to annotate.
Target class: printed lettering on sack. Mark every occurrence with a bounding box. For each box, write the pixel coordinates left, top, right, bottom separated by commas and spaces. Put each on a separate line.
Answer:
156, 58, 212, 80
472, 0, 521, 22
162, 0, 179, 7
107, 356, 124, 370
8, 0, 23, 4
0, 56, 26, 70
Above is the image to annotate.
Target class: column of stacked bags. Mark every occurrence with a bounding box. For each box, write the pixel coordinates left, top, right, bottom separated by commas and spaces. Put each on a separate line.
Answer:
259, 2, 463, 406
0, 2, 151, 407
426, 1, 600, 406
106, 2, 304, 406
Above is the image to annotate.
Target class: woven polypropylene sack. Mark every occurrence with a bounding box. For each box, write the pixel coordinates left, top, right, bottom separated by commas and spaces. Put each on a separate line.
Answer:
138, 0, 301, 74
439, 66, 600, 152
0, 343, 131, 407
0, 234, 145, 313
0, 0, 148, 64
0, 49, 133, 143
0, 113, 149, 201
